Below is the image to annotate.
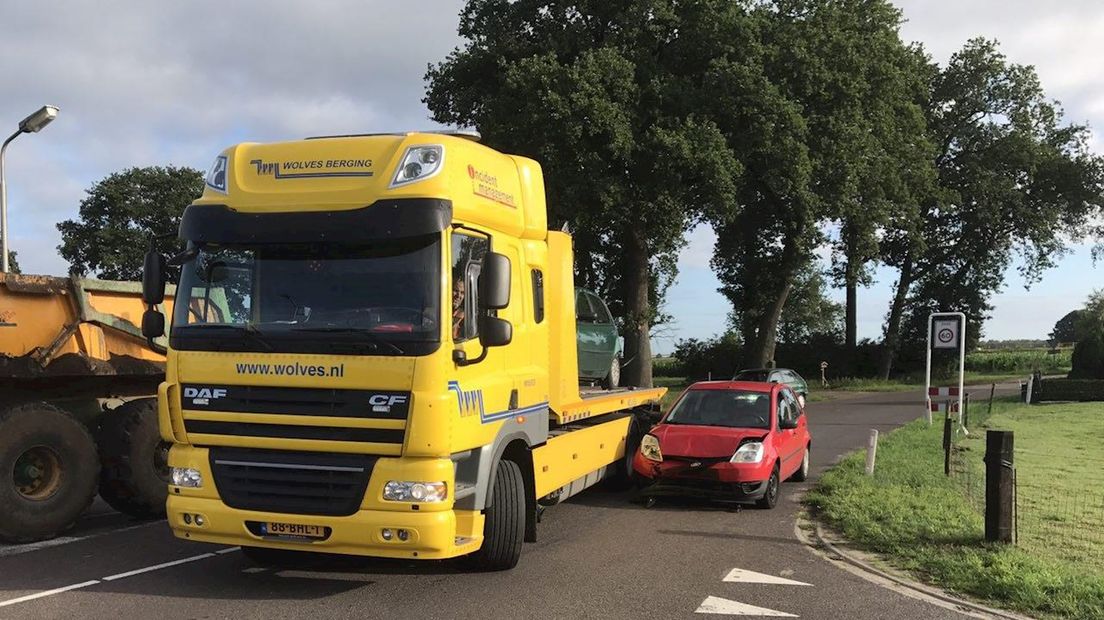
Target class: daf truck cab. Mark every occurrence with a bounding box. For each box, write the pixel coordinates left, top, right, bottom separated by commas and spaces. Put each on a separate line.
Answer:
141, 132, 663, 570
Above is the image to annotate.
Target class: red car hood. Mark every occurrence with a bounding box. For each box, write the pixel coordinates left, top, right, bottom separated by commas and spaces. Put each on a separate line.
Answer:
651, 423, 768, 459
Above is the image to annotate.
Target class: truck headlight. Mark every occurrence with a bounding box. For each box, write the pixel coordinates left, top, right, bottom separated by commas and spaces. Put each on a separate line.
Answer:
731, 442, 764, 464
640, 434, 663, 462
171, 467, 203, 488
383, 481, 448, 502
389, 145, 444, 187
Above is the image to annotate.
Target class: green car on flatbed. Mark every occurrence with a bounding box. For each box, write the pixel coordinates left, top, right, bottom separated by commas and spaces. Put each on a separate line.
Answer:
575, 288, 621, 388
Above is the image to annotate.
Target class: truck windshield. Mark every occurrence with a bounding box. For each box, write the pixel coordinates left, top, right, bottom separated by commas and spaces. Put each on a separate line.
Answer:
170, 235, 441, 355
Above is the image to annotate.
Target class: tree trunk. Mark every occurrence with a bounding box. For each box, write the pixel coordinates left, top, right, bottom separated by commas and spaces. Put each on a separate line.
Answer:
621, 226, 653, 388
845, 266, 858, 350
752, 281, 794, 367
879, 258, 913, 380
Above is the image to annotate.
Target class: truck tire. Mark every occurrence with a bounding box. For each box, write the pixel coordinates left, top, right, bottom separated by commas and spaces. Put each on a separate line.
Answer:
605, 412, 646, 490
0, 402, 99, 543
600, 357, 621, 389
96, 398, 170, 519
465, 459, 525, 571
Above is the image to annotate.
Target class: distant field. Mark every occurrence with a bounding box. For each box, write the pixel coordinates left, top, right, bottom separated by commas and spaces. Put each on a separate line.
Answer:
965, 348, 1071, 374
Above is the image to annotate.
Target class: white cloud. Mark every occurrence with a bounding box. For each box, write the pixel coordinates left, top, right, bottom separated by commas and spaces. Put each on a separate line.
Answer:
0, 0, 466, 274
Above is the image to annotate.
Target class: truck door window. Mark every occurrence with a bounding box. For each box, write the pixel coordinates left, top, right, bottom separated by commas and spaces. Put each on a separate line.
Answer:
531, 269, 544, 323
451, 232, 489, 342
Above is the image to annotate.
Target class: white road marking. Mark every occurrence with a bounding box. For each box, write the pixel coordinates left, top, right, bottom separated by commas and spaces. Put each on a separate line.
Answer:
241, 567, 267, 574
723, 568, 812, 586
0, 522, 161, 558
101, 553, 217, 581
695, 596, 798, 617
0, 581, 101, 609
0, 546, 237, 608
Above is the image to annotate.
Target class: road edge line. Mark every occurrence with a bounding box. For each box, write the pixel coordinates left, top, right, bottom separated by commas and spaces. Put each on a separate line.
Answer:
798, 515, 1034, 620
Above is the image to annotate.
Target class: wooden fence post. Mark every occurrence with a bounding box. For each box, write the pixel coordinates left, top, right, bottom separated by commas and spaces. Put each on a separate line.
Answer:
984, 430, 1015, 543
943, 415, 952, 476
987, 383, 996, 417
865, 429, 879, 476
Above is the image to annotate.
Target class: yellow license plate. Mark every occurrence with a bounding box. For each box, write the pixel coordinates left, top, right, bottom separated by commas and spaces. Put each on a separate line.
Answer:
264, 522, 325, 538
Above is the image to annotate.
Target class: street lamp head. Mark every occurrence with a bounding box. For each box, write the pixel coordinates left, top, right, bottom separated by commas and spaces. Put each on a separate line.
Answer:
18, 105, 60, 133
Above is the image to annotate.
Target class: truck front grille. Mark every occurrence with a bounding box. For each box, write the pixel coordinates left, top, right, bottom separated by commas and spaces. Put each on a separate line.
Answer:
209, 447, 376, 516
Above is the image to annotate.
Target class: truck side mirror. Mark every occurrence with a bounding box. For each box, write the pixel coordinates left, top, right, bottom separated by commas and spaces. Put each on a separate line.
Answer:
478, 252, 510, 310
142, 308, 165, 339
479, 315, 512, 348
143, 249, 167, 305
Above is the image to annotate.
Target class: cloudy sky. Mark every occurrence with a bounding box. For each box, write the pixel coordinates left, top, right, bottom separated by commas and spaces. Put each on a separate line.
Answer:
1, 1, 1100, 351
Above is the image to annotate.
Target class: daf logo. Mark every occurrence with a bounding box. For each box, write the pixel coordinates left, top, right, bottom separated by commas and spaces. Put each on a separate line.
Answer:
184, 386, 228, 406
369, 394, 408, 413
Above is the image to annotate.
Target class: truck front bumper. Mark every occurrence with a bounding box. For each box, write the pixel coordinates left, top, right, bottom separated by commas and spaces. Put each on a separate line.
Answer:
167, 495, 484, 560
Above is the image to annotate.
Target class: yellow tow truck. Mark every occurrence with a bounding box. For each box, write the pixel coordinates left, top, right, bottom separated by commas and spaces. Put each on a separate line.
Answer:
140, 131, 664, 569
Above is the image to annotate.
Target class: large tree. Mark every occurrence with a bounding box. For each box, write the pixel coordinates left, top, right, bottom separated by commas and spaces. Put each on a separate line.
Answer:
878, 39, 1104, 377
711, 0, 932, 367
57, 166, 203, 282
425, 0, 742, 387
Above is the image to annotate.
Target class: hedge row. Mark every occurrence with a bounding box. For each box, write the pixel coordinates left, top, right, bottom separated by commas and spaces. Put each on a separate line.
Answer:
1030, 378, 1104, 403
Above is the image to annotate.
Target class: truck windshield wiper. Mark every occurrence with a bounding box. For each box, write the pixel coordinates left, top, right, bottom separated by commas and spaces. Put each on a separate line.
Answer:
288, 327, 405, 355
190, 324, 274, 352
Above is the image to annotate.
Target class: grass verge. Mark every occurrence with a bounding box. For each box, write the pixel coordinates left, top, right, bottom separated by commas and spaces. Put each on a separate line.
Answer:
805, 398, 1104, 619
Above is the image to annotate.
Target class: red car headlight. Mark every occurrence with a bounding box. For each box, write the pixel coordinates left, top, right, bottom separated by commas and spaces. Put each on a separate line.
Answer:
640, 434, 663, 462
731, 441, 764, 463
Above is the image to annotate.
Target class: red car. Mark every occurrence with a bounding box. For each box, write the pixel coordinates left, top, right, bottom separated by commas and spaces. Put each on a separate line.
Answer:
631, 381, 811, 509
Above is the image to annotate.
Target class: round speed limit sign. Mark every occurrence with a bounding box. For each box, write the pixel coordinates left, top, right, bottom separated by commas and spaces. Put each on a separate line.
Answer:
933, 319, 959, 349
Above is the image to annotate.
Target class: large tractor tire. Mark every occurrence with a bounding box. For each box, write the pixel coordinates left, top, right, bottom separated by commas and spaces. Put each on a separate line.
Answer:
0, 402, 99, 543
96, 398, 170, 519
464, 459, 525, 571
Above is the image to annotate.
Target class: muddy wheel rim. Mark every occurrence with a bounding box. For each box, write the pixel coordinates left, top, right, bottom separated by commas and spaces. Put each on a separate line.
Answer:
767, 470, 779, 503
13, 446, 63, 500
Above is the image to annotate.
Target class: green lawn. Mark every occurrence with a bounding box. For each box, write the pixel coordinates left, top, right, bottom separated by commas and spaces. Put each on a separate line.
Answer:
805, 398, 1104, 619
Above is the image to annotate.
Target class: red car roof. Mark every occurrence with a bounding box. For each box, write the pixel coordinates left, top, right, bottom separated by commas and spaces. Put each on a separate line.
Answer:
684, 380, 776, 393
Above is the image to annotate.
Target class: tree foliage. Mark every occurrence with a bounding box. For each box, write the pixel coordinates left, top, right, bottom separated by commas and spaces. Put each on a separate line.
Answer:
1049, 310, 1082, 344
5, 251, 18, 274
57, 166, 203, 282
879, 39, 1104, 377
710, 0, 932, 367
425, 0, 742, 386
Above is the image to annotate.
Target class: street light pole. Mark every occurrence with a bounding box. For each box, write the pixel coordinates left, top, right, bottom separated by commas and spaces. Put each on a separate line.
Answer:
1, 105, 60, 274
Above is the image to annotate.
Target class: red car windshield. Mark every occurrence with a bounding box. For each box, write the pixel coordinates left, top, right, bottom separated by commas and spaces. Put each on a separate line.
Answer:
665, 389, 771, 429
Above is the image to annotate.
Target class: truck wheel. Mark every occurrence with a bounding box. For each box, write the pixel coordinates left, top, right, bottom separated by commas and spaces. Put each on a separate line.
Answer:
96, 398, 170, 519
466, 460, 525, 571
0, 402, 99, 543
605, 412, 646, 490
600, 357, 621, 389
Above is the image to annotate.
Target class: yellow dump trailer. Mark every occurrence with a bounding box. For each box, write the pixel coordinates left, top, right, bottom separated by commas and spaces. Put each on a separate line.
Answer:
0, 273, 172, 542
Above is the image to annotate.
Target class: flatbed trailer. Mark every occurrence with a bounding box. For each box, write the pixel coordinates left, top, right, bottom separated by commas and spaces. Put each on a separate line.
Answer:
0, 274, 173, 542
141, 131, 665, 569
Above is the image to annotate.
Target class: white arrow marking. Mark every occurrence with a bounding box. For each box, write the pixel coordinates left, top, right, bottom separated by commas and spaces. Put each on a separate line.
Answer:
695, 596, 798, 616
723, 568, 812, 586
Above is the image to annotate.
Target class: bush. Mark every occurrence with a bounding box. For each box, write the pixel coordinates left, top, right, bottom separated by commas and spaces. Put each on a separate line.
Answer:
1070, 332, 1104, 379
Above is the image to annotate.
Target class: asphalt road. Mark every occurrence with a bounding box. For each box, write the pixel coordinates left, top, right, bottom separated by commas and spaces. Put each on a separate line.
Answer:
0, 387, 1015, 619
